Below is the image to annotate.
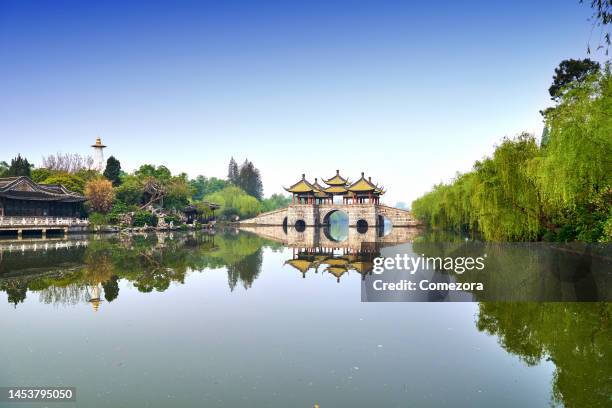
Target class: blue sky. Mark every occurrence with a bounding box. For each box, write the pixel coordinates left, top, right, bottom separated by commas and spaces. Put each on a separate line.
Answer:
0, 0, 606, 205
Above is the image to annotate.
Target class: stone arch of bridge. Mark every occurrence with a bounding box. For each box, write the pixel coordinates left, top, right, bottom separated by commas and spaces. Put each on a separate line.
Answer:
321, 208, 350, 226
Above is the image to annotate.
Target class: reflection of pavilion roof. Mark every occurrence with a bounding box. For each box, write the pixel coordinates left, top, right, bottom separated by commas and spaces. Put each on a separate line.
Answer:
348, 261, 374, 274
347, 173, 378, 193
284, 174, 316, 193
323, 170, 348, 186
326, 266, 348, 282
285, 259, 314, 274
321, 257, 349, 266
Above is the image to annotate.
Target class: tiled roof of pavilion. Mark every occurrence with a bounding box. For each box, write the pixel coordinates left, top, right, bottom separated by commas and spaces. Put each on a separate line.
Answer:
323, 170, 348, 186
283, 174, 317, 194
374, 185, 386, 195
323, 185, 348, 194
312, 178, 331, 198
0, 176, 86, 202
347, 173, 378, 193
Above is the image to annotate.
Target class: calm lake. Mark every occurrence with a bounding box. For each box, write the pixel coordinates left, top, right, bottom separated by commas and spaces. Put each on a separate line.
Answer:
0, 228, 610, 407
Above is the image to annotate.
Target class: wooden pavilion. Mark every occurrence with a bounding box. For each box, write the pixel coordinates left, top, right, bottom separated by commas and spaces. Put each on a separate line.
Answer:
0, 176, 85, 217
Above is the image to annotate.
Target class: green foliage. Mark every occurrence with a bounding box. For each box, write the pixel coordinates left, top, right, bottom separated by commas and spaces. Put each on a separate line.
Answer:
114, 175, 144, 206
204, 186, 261, 220
163, 172, 193, 210
189, 175, 228, 201
537, 69, 612, 211
103, 156, 122, 186
548, 58, 600, 100
261, 193, 291, 212
107, 201, 136, 225
88, 212, 109, 226
30, 167, 53, 182
6, 154, 31, 177
412, 68, 612, 242
135, 164, 172, 181
133, 210, 158, 227
114, 165, 192, 211
164, 214, 182, 225
0, 160, 9, 177
41, 173, 86, 194
600, 211, 612, 242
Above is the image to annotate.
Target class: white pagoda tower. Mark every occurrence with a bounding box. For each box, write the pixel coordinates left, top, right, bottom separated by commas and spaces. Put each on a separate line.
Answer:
91, 136, 107, 171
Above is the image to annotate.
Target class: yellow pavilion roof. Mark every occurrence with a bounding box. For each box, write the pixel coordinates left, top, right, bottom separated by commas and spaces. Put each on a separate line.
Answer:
323, 185, 348, 194
348, 173, 378, 193
284, 174, 316, 193
313, 178, 331, 198
323, 170, 348, 186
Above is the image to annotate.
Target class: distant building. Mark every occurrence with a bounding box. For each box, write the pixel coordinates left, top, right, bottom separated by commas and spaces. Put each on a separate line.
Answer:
0, 176, 86, 217
91, 136, 107, 171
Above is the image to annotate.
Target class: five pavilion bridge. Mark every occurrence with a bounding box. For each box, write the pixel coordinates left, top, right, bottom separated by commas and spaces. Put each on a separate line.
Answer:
239, 171, 421, 229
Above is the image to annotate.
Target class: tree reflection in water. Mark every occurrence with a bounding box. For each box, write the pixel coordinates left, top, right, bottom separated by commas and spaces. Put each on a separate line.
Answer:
0, 231, 273, 307
477, 302, 611, 407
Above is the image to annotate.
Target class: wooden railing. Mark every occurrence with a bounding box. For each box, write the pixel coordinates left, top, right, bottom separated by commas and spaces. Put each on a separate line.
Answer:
0, 217, 89, 227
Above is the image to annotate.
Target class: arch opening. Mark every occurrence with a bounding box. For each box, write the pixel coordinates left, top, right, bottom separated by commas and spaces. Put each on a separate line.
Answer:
356, 219, 368, 234
294, 219, 306, 232
282, 217, 288, 234
377, 215, 393, 237
322, 210, 349, 242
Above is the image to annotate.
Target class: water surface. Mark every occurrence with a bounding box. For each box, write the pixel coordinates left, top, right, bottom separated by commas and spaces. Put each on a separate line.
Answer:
0, 229, 609, 407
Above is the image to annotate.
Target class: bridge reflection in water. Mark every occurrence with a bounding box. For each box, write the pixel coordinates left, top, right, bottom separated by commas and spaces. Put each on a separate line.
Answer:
239, 224, 422, 282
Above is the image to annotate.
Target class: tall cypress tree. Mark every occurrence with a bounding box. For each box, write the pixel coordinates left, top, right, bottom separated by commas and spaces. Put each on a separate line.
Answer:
103, 156, 122, 186
227, 157, 239, 185
238, 159, 263, 200
6, 154, 31, 177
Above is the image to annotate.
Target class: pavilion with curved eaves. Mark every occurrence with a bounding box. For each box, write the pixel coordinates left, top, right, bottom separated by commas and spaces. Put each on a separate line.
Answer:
284, 170, 385, 205
242, 170, 418, 229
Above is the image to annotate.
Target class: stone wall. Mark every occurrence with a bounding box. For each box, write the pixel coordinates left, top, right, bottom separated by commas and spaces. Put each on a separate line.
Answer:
287, 204, 319, 227
376, 205, 420, 227
238, 207, 288, 226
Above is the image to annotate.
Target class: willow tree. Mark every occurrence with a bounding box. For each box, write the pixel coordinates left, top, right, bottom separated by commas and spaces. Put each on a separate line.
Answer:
539, 70, 612, 208
537, 69, 612, 241
412, 134, 541, 241
472, 134, 542, 241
